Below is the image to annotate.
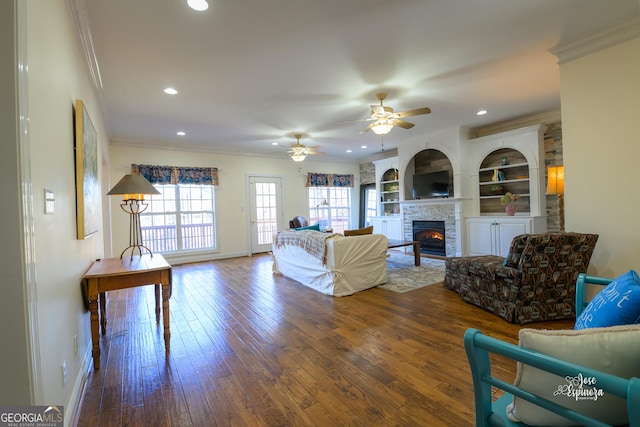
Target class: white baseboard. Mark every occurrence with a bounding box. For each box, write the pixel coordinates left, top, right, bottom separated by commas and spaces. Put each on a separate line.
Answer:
64, 344, 92, 427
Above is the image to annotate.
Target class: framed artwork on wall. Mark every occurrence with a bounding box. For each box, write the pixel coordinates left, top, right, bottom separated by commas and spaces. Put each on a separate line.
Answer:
74, 99, 100, 240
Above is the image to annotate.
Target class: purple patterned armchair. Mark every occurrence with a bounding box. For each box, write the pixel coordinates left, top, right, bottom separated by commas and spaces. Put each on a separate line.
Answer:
444, 232, 599, 324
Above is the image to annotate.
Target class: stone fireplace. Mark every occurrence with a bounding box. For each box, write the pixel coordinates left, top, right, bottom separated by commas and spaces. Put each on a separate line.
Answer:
401, 199, 462, 257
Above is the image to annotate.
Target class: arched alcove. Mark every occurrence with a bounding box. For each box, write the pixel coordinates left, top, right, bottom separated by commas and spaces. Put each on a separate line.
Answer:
404, 149, 454, 200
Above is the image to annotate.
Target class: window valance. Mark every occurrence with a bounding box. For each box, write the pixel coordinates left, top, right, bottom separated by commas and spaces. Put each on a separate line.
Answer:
306, 173, 354, 188
131, 164, 219, 186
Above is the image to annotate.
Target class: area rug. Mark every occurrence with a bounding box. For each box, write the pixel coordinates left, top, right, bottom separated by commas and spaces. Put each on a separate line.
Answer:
377, 252, 445, 293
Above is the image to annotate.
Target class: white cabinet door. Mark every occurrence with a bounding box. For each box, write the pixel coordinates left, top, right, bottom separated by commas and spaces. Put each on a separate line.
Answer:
495, 221, 528, 257
370, 216, 402, 240
466, 216, 546, 257
468, 220, 494, 255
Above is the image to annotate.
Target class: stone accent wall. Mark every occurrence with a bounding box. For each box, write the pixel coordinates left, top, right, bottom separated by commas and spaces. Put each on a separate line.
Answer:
402, 202, 458, 257
544, 122, 563, 232
359, 162, 375, 185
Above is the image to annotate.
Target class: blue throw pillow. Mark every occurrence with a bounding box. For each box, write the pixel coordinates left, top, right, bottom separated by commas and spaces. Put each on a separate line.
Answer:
575, 270, 640, 330
294, 223, 321, 231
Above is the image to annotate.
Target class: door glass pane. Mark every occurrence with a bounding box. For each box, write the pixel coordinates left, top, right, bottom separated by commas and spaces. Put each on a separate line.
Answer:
255, 182, 278, 245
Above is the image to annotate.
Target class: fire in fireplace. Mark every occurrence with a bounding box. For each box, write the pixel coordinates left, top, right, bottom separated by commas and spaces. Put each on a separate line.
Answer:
413, 220, 446, 257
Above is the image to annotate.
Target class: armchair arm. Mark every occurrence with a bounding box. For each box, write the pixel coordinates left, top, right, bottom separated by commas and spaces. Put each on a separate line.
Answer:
575, 273, 613, 318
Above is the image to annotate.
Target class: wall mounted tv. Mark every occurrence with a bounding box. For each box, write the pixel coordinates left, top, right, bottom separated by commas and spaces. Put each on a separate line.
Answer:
412, 171, 450, 199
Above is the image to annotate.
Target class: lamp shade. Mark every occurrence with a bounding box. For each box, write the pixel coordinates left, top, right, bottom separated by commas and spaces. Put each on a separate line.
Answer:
290, 152, 306, 162
546, 165, 565, 195
371, 122, 393, 135
107, 174, 160, 200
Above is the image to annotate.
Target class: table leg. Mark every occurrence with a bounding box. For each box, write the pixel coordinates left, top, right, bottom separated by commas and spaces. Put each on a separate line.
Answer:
414, 242, 421, 266
99, 292, 107, 335
154, 284, 161, 323
161, 270, 171, 352
87, 279, 101, 370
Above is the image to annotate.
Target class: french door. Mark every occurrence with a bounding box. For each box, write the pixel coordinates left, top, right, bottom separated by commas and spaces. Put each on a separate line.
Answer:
248, 176, 284, 254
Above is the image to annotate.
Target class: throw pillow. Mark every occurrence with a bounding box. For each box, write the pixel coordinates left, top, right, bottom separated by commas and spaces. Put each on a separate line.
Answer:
506, 324, 640, 426
343, 226, 373, 236
574, 270, 640, 330
294, 223, 321, 231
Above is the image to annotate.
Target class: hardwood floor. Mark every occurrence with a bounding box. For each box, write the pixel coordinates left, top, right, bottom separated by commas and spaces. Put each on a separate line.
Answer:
74, 253, 573, 426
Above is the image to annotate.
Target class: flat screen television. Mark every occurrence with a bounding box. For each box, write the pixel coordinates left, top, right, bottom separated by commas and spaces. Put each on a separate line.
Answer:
412, 171, 450, 199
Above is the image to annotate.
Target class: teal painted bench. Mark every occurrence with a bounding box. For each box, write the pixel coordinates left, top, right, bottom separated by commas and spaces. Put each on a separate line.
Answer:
464, 273, 640, 426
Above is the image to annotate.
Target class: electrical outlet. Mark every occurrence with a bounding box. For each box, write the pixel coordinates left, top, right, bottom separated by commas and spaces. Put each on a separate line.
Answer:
74, 335, 78, 355
62, 361, 67, 386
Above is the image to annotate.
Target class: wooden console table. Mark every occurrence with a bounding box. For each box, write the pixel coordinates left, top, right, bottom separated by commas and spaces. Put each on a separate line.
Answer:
82, 254, 172, 369
387, 239, 421, 266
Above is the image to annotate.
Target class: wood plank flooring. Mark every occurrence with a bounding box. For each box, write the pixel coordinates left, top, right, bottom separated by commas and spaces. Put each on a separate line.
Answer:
74, 253, 573, 426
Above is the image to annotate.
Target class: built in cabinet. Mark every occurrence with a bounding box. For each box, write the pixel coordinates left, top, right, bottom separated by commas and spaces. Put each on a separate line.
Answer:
371, 157, 403, 239
466, 124, 548, 256
370, 216, 403, 240
467, 216, 546, 257
379, 168, 400, 215
478, 148, 531, 215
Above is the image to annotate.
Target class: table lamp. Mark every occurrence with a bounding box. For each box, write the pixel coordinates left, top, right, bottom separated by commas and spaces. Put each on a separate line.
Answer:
546, 165, 565, 232
107, 174, 160, 259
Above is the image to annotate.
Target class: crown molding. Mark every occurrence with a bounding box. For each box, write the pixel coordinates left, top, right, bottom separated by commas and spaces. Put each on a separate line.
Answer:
550, 16, 640, 64
469, 110, 561, 139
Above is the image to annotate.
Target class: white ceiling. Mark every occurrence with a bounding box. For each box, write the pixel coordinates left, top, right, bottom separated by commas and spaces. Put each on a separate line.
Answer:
78, 0, 638, 162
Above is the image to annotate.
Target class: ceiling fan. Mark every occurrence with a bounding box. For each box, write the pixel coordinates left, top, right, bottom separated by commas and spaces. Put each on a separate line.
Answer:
358, 92, 431, 135
287, 134, 323, 162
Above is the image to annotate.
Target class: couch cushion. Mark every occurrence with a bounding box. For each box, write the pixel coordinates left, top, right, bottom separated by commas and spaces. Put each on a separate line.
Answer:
506, 324, 640, 426
574, 270, 640, 330
294, 223, 321, 231
343, 226, 373, 236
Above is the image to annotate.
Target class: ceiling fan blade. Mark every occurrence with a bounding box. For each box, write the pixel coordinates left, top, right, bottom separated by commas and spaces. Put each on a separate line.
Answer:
392, 119, 415, 129
360, 123, 375, 134
339, 117, 374, 123
395, 107, 431, 118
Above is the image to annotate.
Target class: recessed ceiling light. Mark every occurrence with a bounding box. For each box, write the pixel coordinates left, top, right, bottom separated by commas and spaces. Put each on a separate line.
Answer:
271, 142, 279, 146
477, 110, 488, 116
177, 131, 186, 136
361, 145, 367, 149
187, 0, 209, 11
346, 149, 352, 153
164, 87, 178, 95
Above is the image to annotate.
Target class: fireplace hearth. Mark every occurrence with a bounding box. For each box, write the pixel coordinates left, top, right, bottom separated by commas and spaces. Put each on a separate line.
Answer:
413, 220, 446, 257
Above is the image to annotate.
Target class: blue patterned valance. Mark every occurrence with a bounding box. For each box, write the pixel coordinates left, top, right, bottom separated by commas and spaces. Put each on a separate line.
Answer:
132, 164, 219, 186
306, 173, 354, 188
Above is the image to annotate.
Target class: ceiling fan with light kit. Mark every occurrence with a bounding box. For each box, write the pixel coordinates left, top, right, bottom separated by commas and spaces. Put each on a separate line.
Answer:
354, 92, 432, 136
286, 134, 323, 162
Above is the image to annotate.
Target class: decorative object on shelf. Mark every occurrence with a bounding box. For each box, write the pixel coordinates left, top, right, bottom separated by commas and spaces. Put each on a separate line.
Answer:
501, 192, 520, 216
546, 165, 565, 231
501, 156, 509, 166
107, 174, 161, 259
491, 168, 499, 182
490, 184, 504, 195
393, 168, 399, 180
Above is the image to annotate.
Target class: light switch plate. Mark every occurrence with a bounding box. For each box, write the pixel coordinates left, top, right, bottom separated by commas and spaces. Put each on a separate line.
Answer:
44, 189, 55, 214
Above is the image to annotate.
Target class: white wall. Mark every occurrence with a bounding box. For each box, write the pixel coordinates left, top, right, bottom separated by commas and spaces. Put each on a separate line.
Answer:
6, 0, 110, 417
109, 145, 359, 260
560, 37, 640, 277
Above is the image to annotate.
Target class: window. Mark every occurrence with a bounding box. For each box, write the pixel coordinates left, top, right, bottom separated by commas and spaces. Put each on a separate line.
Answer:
140, 184, 215, 253
308, 187, 351, 233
